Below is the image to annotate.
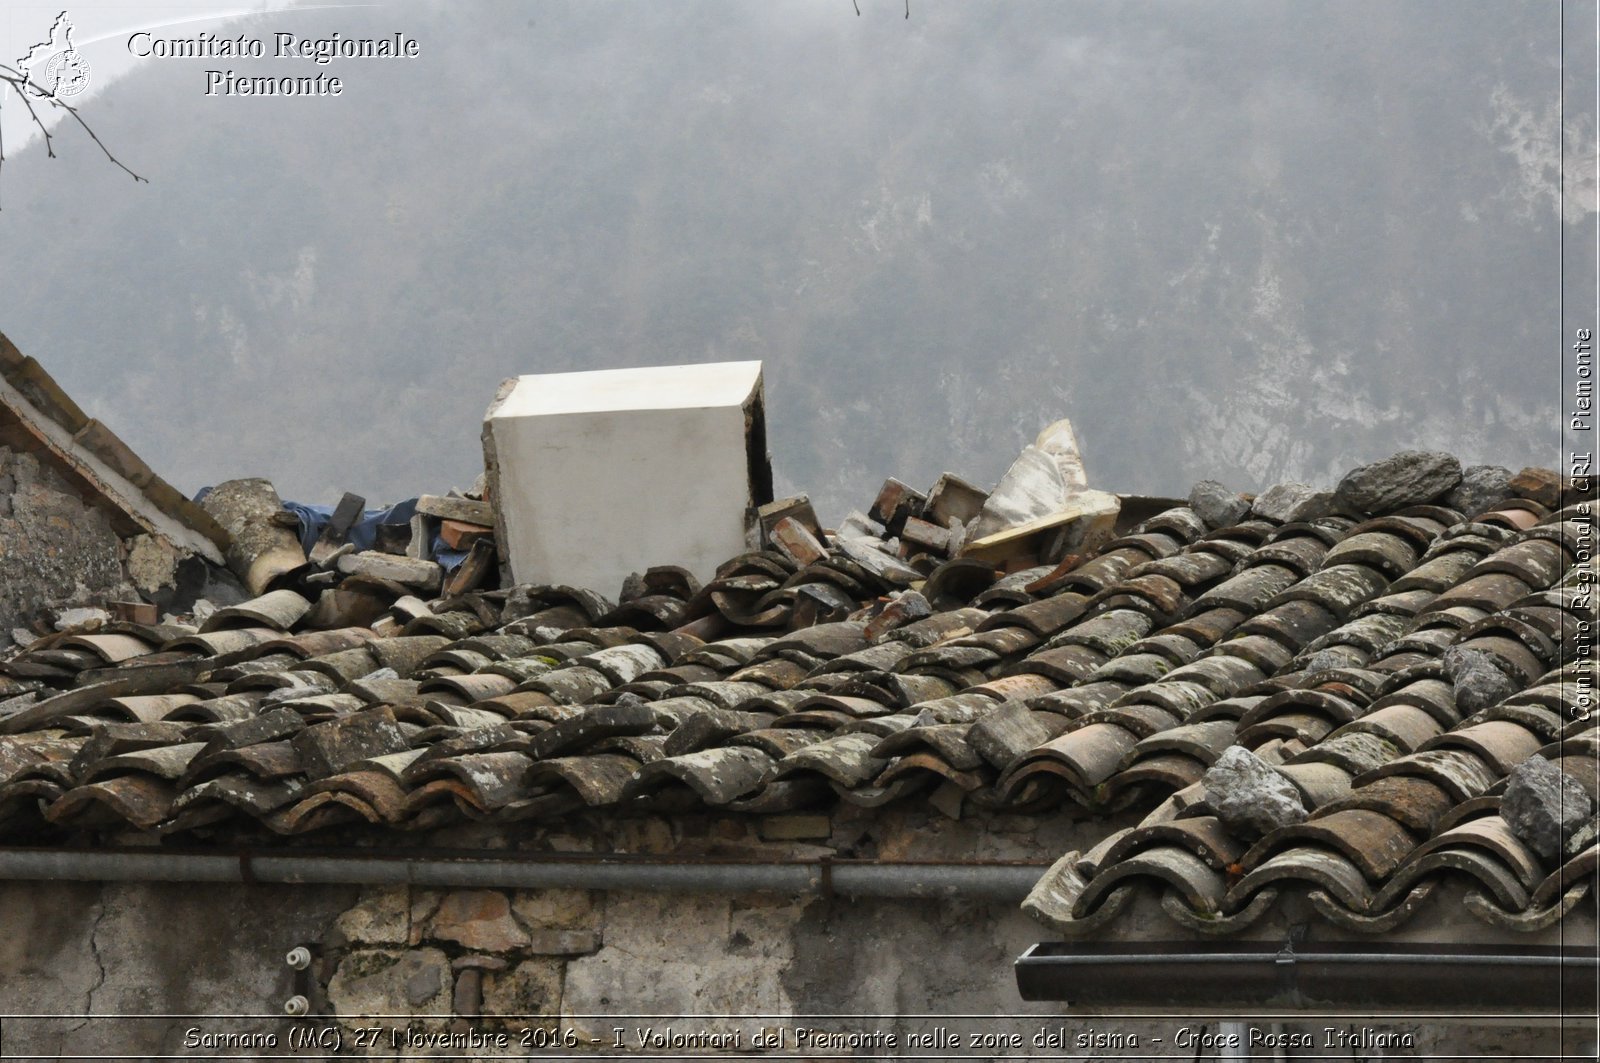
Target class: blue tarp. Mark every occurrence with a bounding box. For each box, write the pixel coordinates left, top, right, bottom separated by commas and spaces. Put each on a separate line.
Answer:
193, 489, 470, 571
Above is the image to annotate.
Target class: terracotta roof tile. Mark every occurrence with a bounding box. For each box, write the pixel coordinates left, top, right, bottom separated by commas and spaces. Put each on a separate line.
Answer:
0, 451, 1592, 944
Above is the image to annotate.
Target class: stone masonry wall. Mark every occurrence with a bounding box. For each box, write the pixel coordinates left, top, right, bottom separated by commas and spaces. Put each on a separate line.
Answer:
0, 810, 1588, 1059
0, 445, 209, 645
0, 446, 131, 632
1, 877, 1583, 1061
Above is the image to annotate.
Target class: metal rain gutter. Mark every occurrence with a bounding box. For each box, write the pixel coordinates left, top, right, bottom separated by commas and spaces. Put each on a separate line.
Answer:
1014, 940, 1600, 1017
0, 847, 1043, 902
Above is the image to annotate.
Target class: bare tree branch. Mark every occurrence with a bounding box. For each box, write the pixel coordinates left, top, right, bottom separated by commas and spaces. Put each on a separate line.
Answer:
0, 61, 146, 209
851, 2, 911, 18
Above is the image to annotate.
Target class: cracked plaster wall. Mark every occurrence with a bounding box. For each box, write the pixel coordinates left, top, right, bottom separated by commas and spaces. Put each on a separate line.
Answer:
0, 880, 356, 1058
0, 879, 1581, 1061
0, 809, 1587, 1061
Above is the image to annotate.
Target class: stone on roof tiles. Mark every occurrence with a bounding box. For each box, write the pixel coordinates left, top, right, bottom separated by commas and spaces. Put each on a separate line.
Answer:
1444, 465, 1515, 518
1455, 635, 1546, 685
1250, 483, 1334, 523
1499, 753, 1595, 861
1200, 746, 1306, 840
1507, 466, 1564, 508
1187, 481, 1250, 530
1439, 645, 1521, 714
1334, 451, 1463, 514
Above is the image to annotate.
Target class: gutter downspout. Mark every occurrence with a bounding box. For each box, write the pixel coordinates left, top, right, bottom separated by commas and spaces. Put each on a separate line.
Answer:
0, 848, 1044, 901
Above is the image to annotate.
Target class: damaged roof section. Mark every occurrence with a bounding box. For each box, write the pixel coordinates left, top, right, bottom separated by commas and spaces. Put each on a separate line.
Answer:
0, 422, 1594, 945
0, 331, 225, 565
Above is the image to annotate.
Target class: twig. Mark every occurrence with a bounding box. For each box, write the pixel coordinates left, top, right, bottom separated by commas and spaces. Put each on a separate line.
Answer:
852, 1, 910, 18
3, 72, 57, 160
44, 88, 146, 183
0, 62, 146, 207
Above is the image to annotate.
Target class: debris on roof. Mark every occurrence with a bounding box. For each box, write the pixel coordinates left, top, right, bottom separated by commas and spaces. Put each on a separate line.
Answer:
0, 413, 1594, 942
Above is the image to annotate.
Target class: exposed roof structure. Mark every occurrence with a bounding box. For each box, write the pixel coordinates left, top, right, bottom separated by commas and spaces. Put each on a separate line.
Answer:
0, 447, 1593, 944
0, 332, 226, 563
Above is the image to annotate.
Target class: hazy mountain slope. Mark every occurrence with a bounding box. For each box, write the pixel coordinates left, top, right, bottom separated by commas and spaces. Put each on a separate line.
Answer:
0, 0, 1590, 519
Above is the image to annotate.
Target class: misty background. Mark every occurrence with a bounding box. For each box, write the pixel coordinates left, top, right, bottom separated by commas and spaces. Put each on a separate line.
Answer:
0, 0, 1594, 522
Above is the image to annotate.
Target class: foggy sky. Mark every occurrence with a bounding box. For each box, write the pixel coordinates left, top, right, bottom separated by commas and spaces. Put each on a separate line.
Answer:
0, 0, 1594, 521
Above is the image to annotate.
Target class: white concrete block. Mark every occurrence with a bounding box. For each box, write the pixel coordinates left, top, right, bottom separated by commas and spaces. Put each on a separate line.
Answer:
483, 361, 766, 597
